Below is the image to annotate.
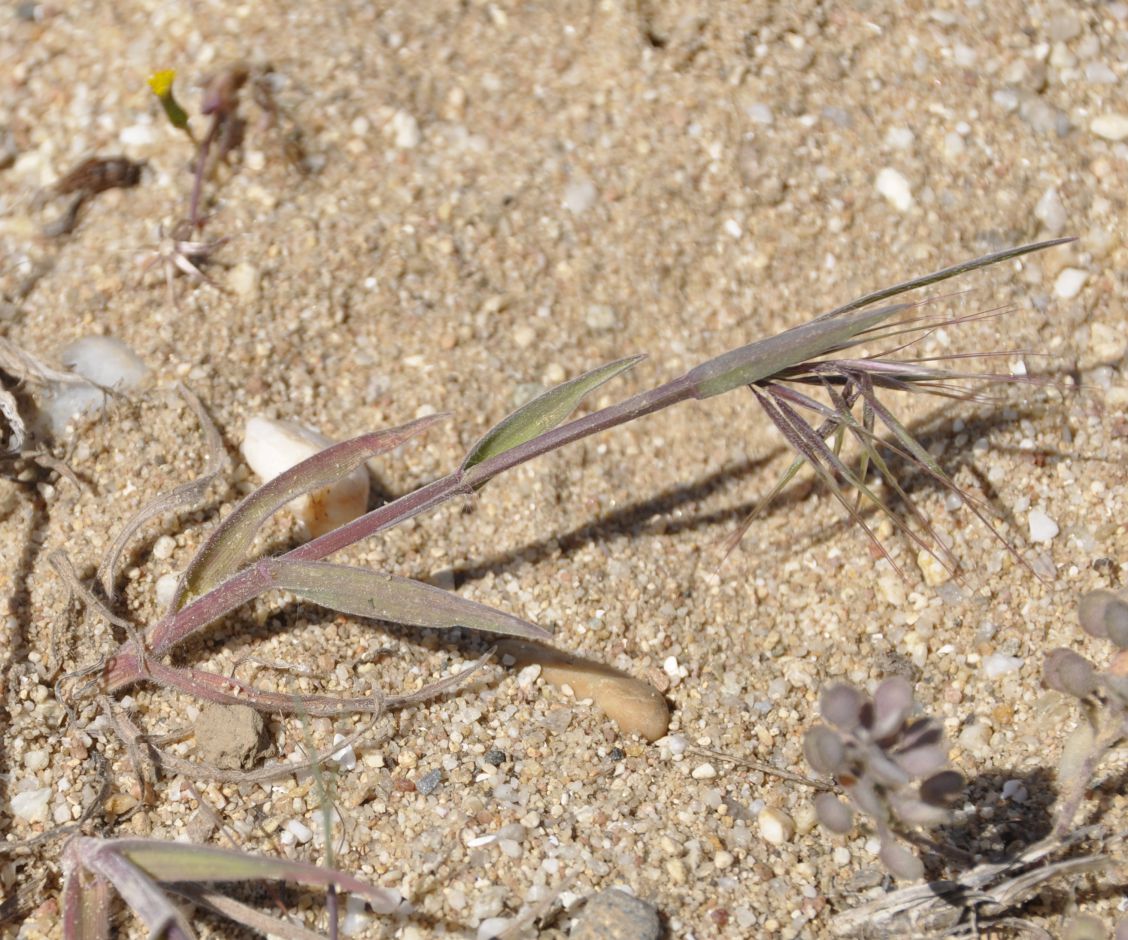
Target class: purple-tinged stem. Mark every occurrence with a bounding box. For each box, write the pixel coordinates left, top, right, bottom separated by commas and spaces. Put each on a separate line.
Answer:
103, 375, 698, 690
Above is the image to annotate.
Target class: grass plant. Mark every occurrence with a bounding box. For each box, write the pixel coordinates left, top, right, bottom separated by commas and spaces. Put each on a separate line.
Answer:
11, 235, 1093, 937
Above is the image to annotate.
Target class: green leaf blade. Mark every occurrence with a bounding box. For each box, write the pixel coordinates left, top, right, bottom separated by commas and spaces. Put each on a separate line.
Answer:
461, 355, 644, 471
687, 304, 910, 400
174, 415, 443, 609
107, 839, 407, 914
265, 559, 552, 640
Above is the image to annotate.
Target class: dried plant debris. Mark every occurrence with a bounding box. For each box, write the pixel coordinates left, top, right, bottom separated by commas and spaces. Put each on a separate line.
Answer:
135, 219, 230, 308
830, 590, 1128, 937
0, 336, 98, 475
804, 677, 965, 880
42, 154, 144, 237
829, 825, 1124, 938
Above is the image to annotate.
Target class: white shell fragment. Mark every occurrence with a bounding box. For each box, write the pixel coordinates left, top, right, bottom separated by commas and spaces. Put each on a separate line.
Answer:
241, 416, 369, 538
45, 335, 148, 435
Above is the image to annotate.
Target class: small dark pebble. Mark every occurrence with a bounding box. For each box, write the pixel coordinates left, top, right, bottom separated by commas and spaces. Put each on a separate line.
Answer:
416, 768, 443, 795
609, 747, 625, 761
571, 889, 660, 940
484, 749, 507, 766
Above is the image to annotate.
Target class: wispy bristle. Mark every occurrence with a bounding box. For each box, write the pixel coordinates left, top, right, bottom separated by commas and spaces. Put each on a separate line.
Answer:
730, 292, 1048, 579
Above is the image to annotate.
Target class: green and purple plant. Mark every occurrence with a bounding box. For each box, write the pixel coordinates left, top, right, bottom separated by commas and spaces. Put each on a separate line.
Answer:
59, 237, 1070, 721
39, 238, 1073, 936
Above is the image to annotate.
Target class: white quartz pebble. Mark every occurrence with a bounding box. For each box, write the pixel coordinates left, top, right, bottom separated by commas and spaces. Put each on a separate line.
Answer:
285, 819, 313, 843
241, 417, 369, 538
875, 167, 913, 211
1028, 508, 1059, 543
11, 787, 51, 823
1053, 268, 1088, 300
758, 806, 796, 845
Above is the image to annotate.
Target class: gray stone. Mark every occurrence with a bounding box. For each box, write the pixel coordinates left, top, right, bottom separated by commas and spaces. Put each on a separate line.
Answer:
416, 768, 442, 795
193, 703, 267, 770
571, 889, 661, 940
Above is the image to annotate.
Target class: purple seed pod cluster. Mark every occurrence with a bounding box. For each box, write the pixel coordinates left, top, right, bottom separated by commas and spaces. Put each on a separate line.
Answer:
803, 677, 964, 880
1043, 589, 1128, 704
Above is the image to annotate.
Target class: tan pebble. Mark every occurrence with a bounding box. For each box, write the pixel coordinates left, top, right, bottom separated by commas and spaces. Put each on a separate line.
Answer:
665, 858, 688, 884
104, 792, 138, 816
241, 416, 369, 539
1109, 650, 1128, 678
714, 850, 734, 869
758, 806, 796, 845
793, 802, 819, 836
916, 549, 950, 587
498, 641, 670, 741
227, 261, 259, 302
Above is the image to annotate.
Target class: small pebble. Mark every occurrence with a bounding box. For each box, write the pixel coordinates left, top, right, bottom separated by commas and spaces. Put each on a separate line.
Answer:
883, 127, 914, 151
152, 535, 176, 560
1034, 187, 1067, 236
11, 787, 51, 822
241, 416, 369, 539
227, 261, 259, 301
1090, 113, 1128, 141
516, 663, 541, 689
585, 304, 618, 332
563, 175, 598, 215
983, 653, 1024, 679
330, 734, 357, 771
1053, 268, 1088, 300
609, 747, 625, 761
155, 573, 179, 609
942, 131, 965, 160
875, 167, 913, 211
23, 749, 48, 772
416, 768, 442, 795
916, 549, 951, 587
285, 819, 313, 843
119, 123, 157, 147
478, 918, 513, 940
691, 763, 717, 780
484, 748, 507, 766
758, 806, 796, 845
570, 888, 660, 940
745, 102, 774, 124
1028, 507, 1060, 543
1001, 779, 1029, 803
391, 109, 421, 148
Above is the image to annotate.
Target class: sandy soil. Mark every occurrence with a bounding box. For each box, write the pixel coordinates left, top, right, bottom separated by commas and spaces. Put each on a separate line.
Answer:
1, 1, 1126, 937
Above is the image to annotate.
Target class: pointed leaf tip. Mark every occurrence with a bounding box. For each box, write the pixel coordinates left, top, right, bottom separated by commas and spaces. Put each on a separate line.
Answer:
461, 355, 644, 472
266, 559, 552, 641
